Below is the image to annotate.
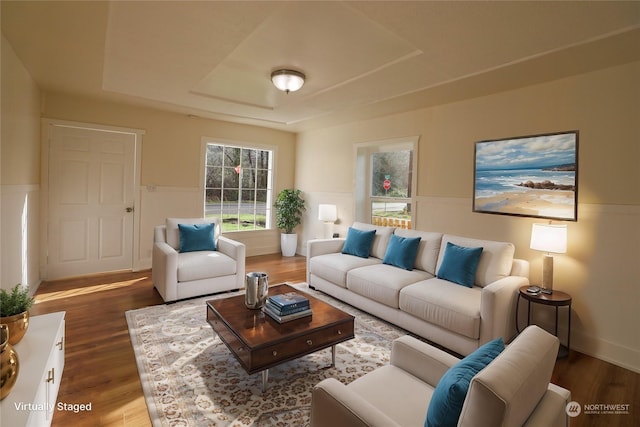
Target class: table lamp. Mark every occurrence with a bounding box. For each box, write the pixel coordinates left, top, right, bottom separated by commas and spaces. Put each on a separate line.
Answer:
318, 204, 338, 238
530, 223, 567, 294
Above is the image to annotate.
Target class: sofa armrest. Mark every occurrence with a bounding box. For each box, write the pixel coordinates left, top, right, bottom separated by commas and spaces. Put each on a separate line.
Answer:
217, 236, 246, 289
523, 384, 571, 427
307, 238, 346, 283
311, 378, 401, 427
217, 235, 245, 260
511, 258, 530, 278
480, 275, 529, 344
307, 238, 346, 257
154, 225, 167, 244
152, 241, 179, 301
390, 336, 459, 387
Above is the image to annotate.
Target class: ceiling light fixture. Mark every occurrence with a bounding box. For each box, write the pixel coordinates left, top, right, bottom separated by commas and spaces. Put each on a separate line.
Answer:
271, 69, 305, 93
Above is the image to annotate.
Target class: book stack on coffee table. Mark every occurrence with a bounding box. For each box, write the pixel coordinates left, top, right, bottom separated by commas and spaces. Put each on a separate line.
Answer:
263, 291, 312, 323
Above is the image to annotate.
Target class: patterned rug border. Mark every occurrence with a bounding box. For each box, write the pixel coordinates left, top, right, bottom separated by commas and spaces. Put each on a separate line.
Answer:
125, 283, 411, 426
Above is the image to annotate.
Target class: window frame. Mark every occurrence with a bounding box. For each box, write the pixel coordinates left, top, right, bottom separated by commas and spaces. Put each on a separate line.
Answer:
200, 137, 277, 233
354, 136, 419, 227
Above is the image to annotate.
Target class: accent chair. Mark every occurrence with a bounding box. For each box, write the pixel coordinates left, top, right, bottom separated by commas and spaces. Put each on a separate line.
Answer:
311, 325, 571, 427
152, 217, 246, 302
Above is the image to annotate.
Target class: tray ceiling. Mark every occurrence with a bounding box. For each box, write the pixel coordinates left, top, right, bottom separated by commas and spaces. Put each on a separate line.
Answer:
2, 1, 639, 131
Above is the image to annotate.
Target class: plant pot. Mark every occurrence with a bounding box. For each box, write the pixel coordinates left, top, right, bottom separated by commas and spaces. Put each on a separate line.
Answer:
0, 311, 29, 345
280, 233, 298, 257
0, 324, 19, 400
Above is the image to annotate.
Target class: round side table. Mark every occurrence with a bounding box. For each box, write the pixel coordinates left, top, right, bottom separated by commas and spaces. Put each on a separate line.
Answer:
516, 286, 572, 358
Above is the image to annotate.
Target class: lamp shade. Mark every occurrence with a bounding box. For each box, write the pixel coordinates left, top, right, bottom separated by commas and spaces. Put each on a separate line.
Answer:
271, 69, 305, 93
530, 223, 567, 254
318, 204, 337, 222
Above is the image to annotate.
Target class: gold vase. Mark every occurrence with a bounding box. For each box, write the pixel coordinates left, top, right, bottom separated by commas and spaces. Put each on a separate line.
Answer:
0, 311, 29, 345
1, 324, 20, 400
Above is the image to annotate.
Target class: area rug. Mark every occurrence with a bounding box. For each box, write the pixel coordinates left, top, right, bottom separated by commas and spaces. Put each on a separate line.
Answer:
125, 283, 409, 426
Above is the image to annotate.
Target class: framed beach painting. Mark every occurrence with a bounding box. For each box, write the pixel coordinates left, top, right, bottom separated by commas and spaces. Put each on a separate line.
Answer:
473, 131, 578, 221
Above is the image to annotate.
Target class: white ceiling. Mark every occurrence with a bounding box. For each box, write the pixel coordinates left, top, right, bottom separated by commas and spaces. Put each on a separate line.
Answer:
2, 1, 639, 132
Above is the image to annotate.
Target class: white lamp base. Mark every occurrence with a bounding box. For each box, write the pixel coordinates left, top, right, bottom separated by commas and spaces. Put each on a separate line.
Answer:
541, 254, 554, 293
322, 222, 334, 239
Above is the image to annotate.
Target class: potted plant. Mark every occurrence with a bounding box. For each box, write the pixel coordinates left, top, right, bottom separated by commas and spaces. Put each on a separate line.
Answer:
0, 284, 35, 345
274, 189, 306, 256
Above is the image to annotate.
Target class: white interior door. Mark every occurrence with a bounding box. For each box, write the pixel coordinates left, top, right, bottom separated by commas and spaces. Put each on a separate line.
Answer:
47, 125, 136, 279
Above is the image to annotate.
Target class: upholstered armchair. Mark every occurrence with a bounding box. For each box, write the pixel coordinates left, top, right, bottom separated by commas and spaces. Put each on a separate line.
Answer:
152, 218, 246, 302
311, 325, 570, 427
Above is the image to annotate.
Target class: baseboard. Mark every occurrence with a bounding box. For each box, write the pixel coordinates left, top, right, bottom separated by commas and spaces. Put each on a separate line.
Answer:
571, 329, 640, 374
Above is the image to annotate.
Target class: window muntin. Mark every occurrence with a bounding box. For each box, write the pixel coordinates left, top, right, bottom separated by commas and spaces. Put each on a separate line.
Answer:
204, 143, 273, 232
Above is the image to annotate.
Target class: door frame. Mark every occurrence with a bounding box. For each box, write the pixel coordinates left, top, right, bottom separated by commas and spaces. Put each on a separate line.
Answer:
40, 118, 145, 279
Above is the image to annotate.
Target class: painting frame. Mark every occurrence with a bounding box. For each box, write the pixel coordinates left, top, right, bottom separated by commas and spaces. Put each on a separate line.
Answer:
473, 130, 579, 221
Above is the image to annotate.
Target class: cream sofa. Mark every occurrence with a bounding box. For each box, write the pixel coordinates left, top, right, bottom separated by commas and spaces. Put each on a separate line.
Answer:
307, 222, 529, 356
152, 217, 246, 302
311, 325, 571, 427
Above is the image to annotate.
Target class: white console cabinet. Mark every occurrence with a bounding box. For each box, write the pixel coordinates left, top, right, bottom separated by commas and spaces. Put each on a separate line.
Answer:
0, 311, 65, 427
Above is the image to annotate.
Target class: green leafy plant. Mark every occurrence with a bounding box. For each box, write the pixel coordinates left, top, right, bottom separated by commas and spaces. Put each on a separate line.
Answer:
274, 189, 306, 234
0, 284, 35, 317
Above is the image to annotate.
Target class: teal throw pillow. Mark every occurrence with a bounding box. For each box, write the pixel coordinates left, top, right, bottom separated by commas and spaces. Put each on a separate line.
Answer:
437, 242, 483, 287
382, 234, 422, 270
425, 337, 505, 427
342, 227, 376, 258
178, 223, 216, 252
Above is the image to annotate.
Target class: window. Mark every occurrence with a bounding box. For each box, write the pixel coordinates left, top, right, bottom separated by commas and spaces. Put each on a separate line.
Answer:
370, 149, 413, 228
204, 142, 273, 232
355, 138, 417, 229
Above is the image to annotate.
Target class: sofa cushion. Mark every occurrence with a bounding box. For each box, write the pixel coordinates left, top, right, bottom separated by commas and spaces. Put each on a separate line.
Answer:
436, 242, 483, 287
383, 234, 422, 270
309, 253, 381, 288
176, 251, 236, 282
425, 337, 505, 427
347, 264, 432, 308
400, 279, 482, 339
394, 229, 443, 275
458, 326, 560, 427
437, 235, 515, 287
342, 227, 376, 258
351, 222, 395, 259
166, 217, 219, 251
178, 223, 216, 252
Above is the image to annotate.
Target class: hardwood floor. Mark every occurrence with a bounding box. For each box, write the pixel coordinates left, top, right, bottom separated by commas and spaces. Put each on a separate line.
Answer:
30, 254, 637, 427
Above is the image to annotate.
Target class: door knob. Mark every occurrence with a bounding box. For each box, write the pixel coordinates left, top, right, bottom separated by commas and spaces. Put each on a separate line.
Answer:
126, 207, 134, 213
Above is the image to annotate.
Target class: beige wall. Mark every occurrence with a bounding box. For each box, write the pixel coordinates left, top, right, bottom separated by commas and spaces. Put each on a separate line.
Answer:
1, 35, 42, 290
298, 62, 639, 203
1, 35, 41, 185
296, 61, 640, 372
42, 93, 296, 189
41, 93, 297, 262
2, 35, 298, 281
3, 25, 638, 373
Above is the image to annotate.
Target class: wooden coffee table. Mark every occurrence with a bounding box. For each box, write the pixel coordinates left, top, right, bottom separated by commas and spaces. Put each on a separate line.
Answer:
206, 284, 355, 392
